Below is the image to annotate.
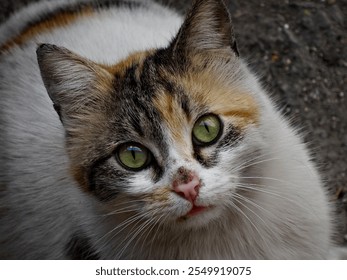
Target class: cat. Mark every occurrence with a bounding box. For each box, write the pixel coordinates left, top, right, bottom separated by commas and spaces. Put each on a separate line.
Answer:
0, 0, 336, 259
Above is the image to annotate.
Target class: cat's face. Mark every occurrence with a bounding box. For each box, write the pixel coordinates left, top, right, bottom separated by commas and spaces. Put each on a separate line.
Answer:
37, 0, 262, 229
99, 52, 260, 230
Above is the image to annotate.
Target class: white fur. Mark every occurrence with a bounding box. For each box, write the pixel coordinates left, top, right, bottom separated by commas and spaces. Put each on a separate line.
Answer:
0, 0, 339, 259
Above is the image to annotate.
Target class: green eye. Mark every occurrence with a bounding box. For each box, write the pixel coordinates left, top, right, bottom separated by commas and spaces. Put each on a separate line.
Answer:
192, 114, 222, 145
117, 143, 150, 171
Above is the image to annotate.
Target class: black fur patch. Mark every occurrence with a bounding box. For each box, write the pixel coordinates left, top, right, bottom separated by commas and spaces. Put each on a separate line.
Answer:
193, 147, 219, 168
180, 93, 191, 119
112, 56, 169, 158
66, 232, 100, 260
52, 103, 63, 123
88, 156, 125, 202
217, 125, 242, 149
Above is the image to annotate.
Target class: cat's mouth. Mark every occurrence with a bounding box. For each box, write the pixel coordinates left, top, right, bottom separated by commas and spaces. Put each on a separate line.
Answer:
179, 204, 214, 220
187, 205, 209, 216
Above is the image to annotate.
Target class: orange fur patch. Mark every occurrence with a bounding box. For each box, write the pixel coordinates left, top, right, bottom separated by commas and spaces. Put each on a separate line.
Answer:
60, 59, 116, 193
153, 62, 259, 160
0, 7, 94, 52
153, 89, 193, 159
103, 50, 154, 78
150, 187, 171, 203
67, 113, 117, 193
178, 70, 260, 130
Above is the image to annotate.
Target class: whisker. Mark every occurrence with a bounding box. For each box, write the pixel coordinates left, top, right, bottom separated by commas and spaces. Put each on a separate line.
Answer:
96, 212, 147, 246
95, 199, 149, 218
229, 143, 313, 175
233, 157, 283, 172
237, 176, 304, 189
117, 219, 152, 256
226, 200, 264, 240
231, 194, 274, 253
147, 212, 170, 258
116, 210, 160, 258
232, 192, 273, 216
101, 205, 141, 217
137, 212, 166, 258
235, 183, 316, 215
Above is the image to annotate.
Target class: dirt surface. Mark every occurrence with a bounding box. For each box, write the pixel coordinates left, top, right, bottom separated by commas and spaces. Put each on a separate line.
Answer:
0, 0, 346, 246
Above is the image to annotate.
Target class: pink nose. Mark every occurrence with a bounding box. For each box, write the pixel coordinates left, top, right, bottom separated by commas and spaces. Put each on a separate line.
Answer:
173, 167, 200, 203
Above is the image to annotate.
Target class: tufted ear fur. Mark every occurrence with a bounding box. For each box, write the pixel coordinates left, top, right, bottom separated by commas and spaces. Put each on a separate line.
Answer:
170, 0, 239, 56
36, 44, 113, 126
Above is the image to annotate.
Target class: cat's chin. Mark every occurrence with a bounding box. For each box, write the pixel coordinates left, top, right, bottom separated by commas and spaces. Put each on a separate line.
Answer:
174, 205, 222, 229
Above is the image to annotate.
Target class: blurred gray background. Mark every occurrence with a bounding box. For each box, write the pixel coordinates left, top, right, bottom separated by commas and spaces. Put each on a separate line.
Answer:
0, 0, 346, 245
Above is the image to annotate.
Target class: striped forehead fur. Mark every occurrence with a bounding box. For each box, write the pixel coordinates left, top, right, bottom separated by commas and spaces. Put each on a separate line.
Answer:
37, 39, 259, 197
67, 47, 258, 183
152, 51, 260, 145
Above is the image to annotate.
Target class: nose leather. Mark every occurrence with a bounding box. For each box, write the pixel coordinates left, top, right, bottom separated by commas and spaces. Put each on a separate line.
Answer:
173, 168, 200, 203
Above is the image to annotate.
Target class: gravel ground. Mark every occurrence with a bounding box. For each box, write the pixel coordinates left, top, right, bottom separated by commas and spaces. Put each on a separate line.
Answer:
1, 0, 346, 246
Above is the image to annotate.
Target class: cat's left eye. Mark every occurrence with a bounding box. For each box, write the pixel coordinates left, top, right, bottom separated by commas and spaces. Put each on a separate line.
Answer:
116, 143, 150, 171
192, 114, 222, 146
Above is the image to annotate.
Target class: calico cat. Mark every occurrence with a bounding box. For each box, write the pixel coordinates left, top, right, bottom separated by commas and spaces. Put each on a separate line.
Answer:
0, 0, 335, 259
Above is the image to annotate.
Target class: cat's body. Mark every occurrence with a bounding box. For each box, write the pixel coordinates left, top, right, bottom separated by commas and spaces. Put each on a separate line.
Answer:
0, 0, 334, 259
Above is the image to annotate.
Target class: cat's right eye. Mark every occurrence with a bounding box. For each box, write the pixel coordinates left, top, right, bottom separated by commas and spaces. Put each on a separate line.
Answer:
116, 143, 151, 171
192, 114, 222, 146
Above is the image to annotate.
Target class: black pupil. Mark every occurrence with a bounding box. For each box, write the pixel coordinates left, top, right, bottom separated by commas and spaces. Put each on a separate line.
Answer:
203, 122, 210, 133
131, 149, 136, 160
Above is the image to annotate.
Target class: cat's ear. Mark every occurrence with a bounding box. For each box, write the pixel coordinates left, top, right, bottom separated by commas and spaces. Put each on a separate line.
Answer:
36, 44, 113, 125
170, 0, 239, 56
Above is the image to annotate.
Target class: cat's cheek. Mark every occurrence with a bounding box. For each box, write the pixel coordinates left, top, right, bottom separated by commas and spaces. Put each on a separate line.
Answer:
196, 189, 234, 207
142, 191, 192, 222
198, 151, 239, 186
122, 171, 157, 195
121, 172, 193, 221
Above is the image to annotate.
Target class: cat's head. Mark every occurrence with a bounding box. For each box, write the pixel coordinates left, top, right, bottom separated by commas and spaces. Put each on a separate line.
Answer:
37, 0, 264, 229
